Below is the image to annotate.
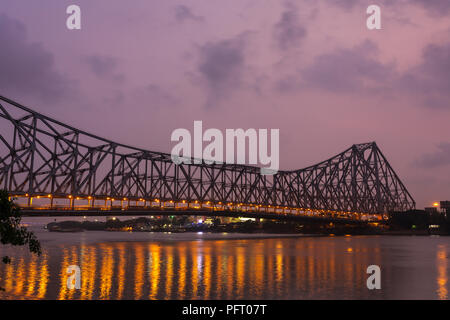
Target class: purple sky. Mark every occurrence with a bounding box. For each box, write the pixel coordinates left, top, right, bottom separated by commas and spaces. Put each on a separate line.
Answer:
1, 0, 450, 208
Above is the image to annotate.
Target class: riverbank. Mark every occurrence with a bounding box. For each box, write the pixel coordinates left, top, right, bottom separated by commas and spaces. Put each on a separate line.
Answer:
45, 217, 311, 234
45, 217, 449, 236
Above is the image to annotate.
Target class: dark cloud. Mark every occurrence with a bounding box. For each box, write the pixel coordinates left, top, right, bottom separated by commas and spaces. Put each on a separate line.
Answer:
197, 35, 247, 107
324, 0, 359, 10
415, 143, 450, 168
134, 84, 179, 110
103, 90, 125, 108
287, 40, 394, 93
103, 84, 177, 111
277, 38, 450, 110
324, 0, 450, 16
275, 33, 450, 107
83, 55, 125, 83
275, 74, 301, 93
321, 0, 394, 11
174, 5, 203, 23
0, 14, 72, 102
274, 2, 307, 50
411, 0, 450, 15
398, 42, 450, 108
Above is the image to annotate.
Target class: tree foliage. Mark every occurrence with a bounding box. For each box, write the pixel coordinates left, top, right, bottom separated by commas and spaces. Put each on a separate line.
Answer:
0, 190, 41, 291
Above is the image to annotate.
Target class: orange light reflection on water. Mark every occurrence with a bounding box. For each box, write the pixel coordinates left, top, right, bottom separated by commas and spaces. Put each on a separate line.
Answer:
437, 245, 448, 300
1, 237, 446, 300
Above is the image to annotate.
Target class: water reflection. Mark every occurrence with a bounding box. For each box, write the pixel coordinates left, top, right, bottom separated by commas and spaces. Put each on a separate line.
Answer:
437, 245, 448, 300
149, 244, 161, 300
0, 237, 448, 300
134, 244, 144, 300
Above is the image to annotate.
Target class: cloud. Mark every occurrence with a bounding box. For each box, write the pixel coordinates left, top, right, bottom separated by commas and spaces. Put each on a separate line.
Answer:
0, 14, 72, 103
277, 40, 394, 93
197, 35, 247, 107
398, 42, 450, 108
415, 143, 450, 168
274, 2, 307, 50
134, 84, 179, 109
324, 0, 360, 10
82, 55, 125, 83
103, 90, 125, 108
303, 40, 393, 92
102, 84, 178, 111
323, 0, 450, 16
411, 0, 450, 15
275, 36, 450, 109
174, 5, 203, 23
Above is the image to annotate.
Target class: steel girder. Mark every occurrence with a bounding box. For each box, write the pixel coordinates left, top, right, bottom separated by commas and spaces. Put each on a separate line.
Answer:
0, 95, 415, 213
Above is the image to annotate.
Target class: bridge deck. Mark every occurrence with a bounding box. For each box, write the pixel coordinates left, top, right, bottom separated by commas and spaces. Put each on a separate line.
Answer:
12, 193, 385, 225
20, 208, 383, 225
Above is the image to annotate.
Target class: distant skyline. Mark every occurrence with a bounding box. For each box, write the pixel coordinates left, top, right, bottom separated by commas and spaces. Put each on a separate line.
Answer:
1, 0, 450, 208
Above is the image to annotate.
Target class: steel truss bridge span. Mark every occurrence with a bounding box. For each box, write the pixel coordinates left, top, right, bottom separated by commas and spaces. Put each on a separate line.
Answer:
0, 96, 415, 222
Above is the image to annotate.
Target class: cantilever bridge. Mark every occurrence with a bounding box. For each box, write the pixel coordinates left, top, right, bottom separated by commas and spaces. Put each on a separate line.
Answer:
0, 96, 415, 224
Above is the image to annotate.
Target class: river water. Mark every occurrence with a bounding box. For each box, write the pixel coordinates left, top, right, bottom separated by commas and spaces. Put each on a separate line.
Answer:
0, 217, 448, 300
